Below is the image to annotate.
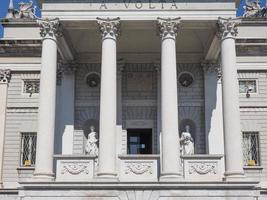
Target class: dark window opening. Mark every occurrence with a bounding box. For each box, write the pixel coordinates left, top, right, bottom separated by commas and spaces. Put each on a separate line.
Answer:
127, 129, 152, 154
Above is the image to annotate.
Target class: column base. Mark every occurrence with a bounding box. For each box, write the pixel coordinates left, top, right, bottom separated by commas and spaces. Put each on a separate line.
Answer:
96, 172, 118, 182
32, 172, 55, 182
223, 171, 245, 182
159, 172, 183, 182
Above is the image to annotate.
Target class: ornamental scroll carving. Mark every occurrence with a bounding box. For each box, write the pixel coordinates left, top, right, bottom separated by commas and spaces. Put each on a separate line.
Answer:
97, 17, 121, 40
0, 69, 11, 84
217, 18, 241, 40
37, 18, 62, 38
125, 162, 153, 175
189, 162, 217, 175
61, 162, 90, 175
157, 17, 181, 40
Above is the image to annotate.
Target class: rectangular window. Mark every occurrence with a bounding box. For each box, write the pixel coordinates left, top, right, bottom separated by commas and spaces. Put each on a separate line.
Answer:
127, 129, 152, 155
20, 133, 37, 167
23, 79, 40, 94
242, 132, 260, 166
239, 80, 257, 94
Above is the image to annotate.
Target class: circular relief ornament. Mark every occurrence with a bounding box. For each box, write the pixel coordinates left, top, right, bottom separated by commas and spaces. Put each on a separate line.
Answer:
86, 73, 100, 88
179, 72, 194, 87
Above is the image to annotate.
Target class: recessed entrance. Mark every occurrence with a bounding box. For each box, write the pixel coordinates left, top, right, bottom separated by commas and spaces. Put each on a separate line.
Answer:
127, 129, 152, 155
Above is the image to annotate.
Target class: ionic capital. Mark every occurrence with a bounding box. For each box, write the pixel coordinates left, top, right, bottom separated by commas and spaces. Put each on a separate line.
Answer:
217, 17, 241, 40
97, 17, 121, 40
0, 69, 11, 84
201, 60, 222, 80
37, 18, 62, 38
157, 17, 181, 40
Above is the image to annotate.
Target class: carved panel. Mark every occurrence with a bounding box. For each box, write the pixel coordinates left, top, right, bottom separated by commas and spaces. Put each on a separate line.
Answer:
188, 161, 217, 175
61, 161, 90, 175
56, 158, 95, 181
182, 155, 223, 181
119, 156, 159, 182
125, 162, 153, 175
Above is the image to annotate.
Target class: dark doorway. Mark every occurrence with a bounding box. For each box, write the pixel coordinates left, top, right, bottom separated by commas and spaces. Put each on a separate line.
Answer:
127, 129, 152, 154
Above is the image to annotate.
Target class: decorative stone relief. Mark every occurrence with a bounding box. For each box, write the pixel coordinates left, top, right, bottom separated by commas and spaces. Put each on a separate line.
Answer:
217, 17, 241, 40
119, 156, 158, 182
0, 69, 11, 84
55, 157, 95, 181
37, 18, 62, 38
243, 0, 266, 18
6, 0, 36, 19
188, 162, 217, 175
157, 17, 181, 40
97, 17, 121, 40
125, 162, 153, 175
61, 162, 90, 175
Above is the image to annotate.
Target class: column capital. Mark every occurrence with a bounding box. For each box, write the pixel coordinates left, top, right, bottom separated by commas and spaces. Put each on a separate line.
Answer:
201, 60, 222, 81
0, 69, 11, 84
37, 18, 62, 38
217, 17, 241, 40
97, 17, 121, 40
157, 17, 181, 40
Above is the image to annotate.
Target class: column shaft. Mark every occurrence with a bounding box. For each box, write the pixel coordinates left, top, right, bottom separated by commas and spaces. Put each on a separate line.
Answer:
97, 18, 120, 178
34, 19, 60, 180
218, 18, 244, 178
158, 18, 181, 180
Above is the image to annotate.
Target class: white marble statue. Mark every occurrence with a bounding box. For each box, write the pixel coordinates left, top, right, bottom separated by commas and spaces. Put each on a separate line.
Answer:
85, 126, 99, 156
180, 125, 194, 155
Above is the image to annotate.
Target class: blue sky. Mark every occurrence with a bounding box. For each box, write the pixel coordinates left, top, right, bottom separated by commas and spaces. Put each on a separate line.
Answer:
0, 0, 266, 37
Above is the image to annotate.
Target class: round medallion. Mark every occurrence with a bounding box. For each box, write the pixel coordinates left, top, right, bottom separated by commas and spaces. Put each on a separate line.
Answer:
86, 73, 100, 88
178, 72, 194, 87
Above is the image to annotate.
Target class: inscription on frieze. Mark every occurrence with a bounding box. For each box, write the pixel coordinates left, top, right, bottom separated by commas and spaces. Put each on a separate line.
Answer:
46, 0, 181, 10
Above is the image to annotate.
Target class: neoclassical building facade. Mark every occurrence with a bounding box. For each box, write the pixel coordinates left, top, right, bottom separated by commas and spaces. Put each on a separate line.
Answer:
0, 0, 267, 199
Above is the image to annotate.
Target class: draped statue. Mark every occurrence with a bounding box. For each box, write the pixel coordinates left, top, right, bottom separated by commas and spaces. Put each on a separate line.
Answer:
85, 126, 99, 156
180, 125, 194, 155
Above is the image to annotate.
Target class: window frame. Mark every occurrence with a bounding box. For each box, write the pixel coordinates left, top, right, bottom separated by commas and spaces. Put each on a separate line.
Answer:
242, 131, 261, 167
238, 79, 258, 96
19, 132, 37, 167
21, 79, 40, 96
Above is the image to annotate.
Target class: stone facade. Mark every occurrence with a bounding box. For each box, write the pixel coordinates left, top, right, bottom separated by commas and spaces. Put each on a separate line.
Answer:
0, 0, 267, 199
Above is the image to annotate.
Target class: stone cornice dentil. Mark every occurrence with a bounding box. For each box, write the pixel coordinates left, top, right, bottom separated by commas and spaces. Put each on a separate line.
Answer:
157, 17, 181, 40
0, 69, 11, 84
201, 60, 222, 80
97, 17, 121, 40
37, 18, 62, 38
217, 17, 241, 40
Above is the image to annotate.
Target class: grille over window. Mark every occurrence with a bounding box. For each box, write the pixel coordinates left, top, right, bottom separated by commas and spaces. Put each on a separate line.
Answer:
242, 132, 260, 166
20, 133, 37, 167
23, 79, 40, 94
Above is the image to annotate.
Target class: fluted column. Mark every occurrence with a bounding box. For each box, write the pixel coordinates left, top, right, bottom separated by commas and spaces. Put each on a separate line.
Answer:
0, 69, 11, 186
34, 18, 61, 180
158, 18, 182, 180
217, 18, 244, 179
97, 17, 120, 179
